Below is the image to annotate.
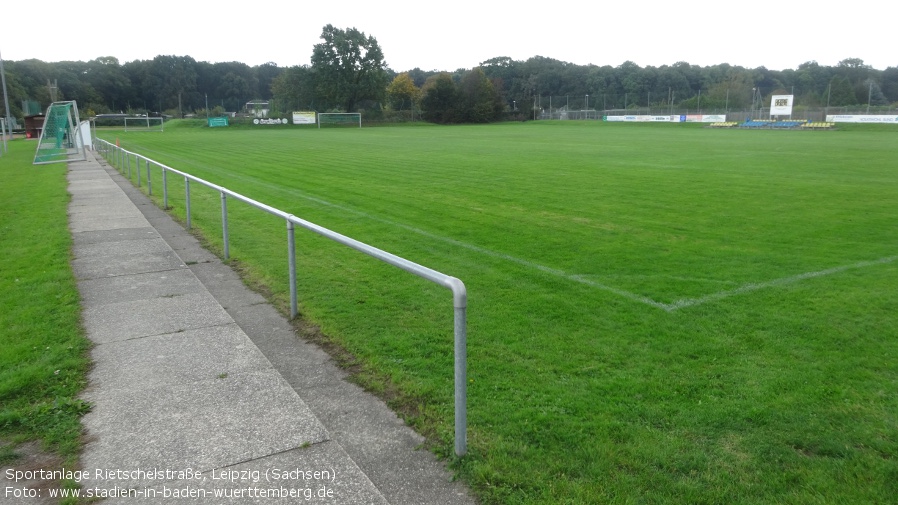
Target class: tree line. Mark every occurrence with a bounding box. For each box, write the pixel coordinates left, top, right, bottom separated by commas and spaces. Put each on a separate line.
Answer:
2, 25, 896, 125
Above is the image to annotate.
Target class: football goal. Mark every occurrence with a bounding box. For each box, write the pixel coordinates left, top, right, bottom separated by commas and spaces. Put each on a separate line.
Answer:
34, 101, 87, 165
124, 116, 164, 132
318, 112, 361, 128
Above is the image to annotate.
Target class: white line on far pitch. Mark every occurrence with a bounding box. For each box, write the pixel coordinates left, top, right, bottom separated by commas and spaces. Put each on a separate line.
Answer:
664, 255, 898, 311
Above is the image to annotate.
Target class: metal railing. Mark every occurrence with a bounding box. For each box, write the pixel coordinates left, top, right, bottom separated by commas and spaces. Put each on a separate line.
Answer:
95, 138, 469, 456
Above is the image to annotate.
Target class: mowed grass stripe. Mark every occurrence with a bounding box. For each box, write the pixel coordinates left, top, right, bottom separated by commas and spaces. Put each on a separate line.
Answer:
102, 121, 898, 504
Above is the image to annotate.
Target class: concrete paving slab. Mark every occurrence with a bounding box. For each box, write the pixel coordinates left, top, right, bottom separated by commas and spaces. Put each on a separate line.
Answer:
145, 216, 199, 237
77, 268, 205, 305
72, 247, 187, 280
67, 188, 125, 202
300, 383, 474, 505
163, 234, 221, 264
68, 169, 109, 180
67, 201, 143, 217
71, 227, 160, 246
80, 371, 330, 487
104, 443, 389, 504
81, 291, 233, 343
69, 214, 154, 233
86, 324, 271, 392
76, 236, 174, 257
68, 177, 121, 189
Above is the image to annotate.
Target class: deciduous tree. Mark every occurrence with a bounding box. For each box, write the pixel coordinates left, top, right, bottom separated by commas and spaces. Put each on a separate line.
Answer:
386, 73, 420, 111
310, 24, 388, 112
420, 73, 460, 123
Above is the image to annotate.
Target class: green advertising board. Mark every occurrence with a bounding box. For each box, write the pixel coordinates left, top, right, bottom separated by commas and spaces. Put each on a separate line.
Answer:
208, 116, 229, 127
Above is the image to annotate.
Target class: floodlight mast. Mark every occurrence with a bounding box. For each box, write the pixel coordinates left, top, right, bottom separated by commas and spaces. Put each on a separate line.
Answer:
0, 49, 13, 141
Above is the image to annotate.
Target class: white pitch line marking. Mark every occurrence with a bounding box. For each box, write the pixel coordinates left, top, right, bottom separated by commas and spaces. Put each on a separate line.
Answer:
665, 255, 898, 311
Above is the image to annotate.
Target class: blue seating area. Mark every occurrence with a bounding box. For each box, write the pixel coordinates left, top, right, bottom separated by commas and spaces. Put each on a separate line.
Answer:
741, 120, 774, 128
739, 119, 808, 129
771, 120, 807, 128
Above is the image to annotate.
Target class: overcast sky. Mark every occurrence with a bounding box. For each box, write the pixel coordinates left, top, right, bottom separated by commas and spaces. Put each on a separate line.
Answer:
3, 1, 895, 72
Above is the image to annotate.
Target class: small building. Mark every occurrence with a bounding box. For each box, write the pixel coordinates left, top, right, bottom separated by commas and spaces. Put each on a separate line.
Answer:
24, 114, 45, 139
245, 100, 270, 118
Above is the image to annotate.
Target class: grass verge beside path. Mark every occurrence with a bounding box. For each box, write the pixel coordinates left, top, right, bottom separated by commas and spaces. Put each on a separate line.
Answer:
0, 140, 90, 488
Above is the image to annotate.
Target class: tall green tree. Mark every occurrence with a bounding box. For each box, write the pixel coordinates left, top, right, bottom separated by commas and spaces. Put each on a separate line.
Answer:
458, 67, 504, 122
420, 73, 460, 123
827, 75, 857, 106
310, 24, 388, 112
880, 67, 898, 103
254, 62, 283, 101
141, 55, 198, 112
271, 65, 316, 111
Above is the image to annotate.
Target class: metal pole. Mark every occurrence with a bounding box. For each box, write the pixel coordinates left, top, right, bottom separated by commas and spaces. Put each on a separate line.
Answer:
162, 167, 168, 209
287, 220, 297, 319
221, 192, 229, 260
867, 81, 872, 114
185, 178, 191, 230
146, 160, 152, 196
0, 50, 12, 143
454, 302, 468, 457
136, 154, 141, 187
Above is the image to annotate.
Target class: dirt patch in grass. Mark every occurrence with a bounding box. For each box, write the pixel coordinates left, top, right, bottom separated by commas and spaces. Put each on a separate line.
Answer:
0, 440, 68, 504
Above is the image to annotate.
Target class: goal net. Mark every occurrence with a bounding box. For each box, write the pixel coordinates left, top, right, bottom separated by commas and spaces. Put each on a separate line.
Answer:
318, 112, 361, 128
124, 116, 164, 132
33, 101, 87, 165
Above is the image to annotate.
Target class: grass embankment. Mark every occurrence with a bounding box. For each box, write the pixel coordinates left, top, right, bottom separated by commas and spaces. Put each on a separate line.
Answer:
100, 121, 898, 504
0, 140, 90, 474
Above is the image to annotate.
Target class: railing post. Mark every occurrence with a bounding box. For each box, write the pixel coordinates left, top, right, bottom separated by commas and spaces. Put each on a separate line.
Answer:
136, 155, 141, 187
450, 281, 468, 457
221, 191, 229, 260
287, 220, 297, 319
454, 305, 467, 457
185, 178, 191, 230
162, 167, 168, 209
146, 160, 152, 196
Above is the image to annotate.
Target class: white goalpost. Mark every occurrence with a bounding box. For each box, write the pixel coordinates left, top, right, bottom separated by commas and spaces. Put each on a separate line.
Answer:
318, 112, 361, 128
124, 116, 164, 132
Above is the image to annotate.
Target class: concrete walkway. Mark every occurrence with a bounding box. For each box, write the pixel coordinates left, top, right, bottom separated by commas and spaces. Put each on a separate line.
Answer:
69, 150, 474, 504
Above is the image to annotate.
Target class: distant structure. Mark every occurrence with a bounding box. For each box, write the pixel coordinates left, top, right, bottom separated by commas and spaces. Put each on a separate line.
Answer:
245, 100, 269, 118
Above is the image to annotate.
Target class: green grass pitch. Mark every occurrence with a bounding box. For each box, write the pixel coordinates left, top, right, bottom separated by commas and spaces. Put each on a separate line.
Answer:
100, 120, 898, 504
